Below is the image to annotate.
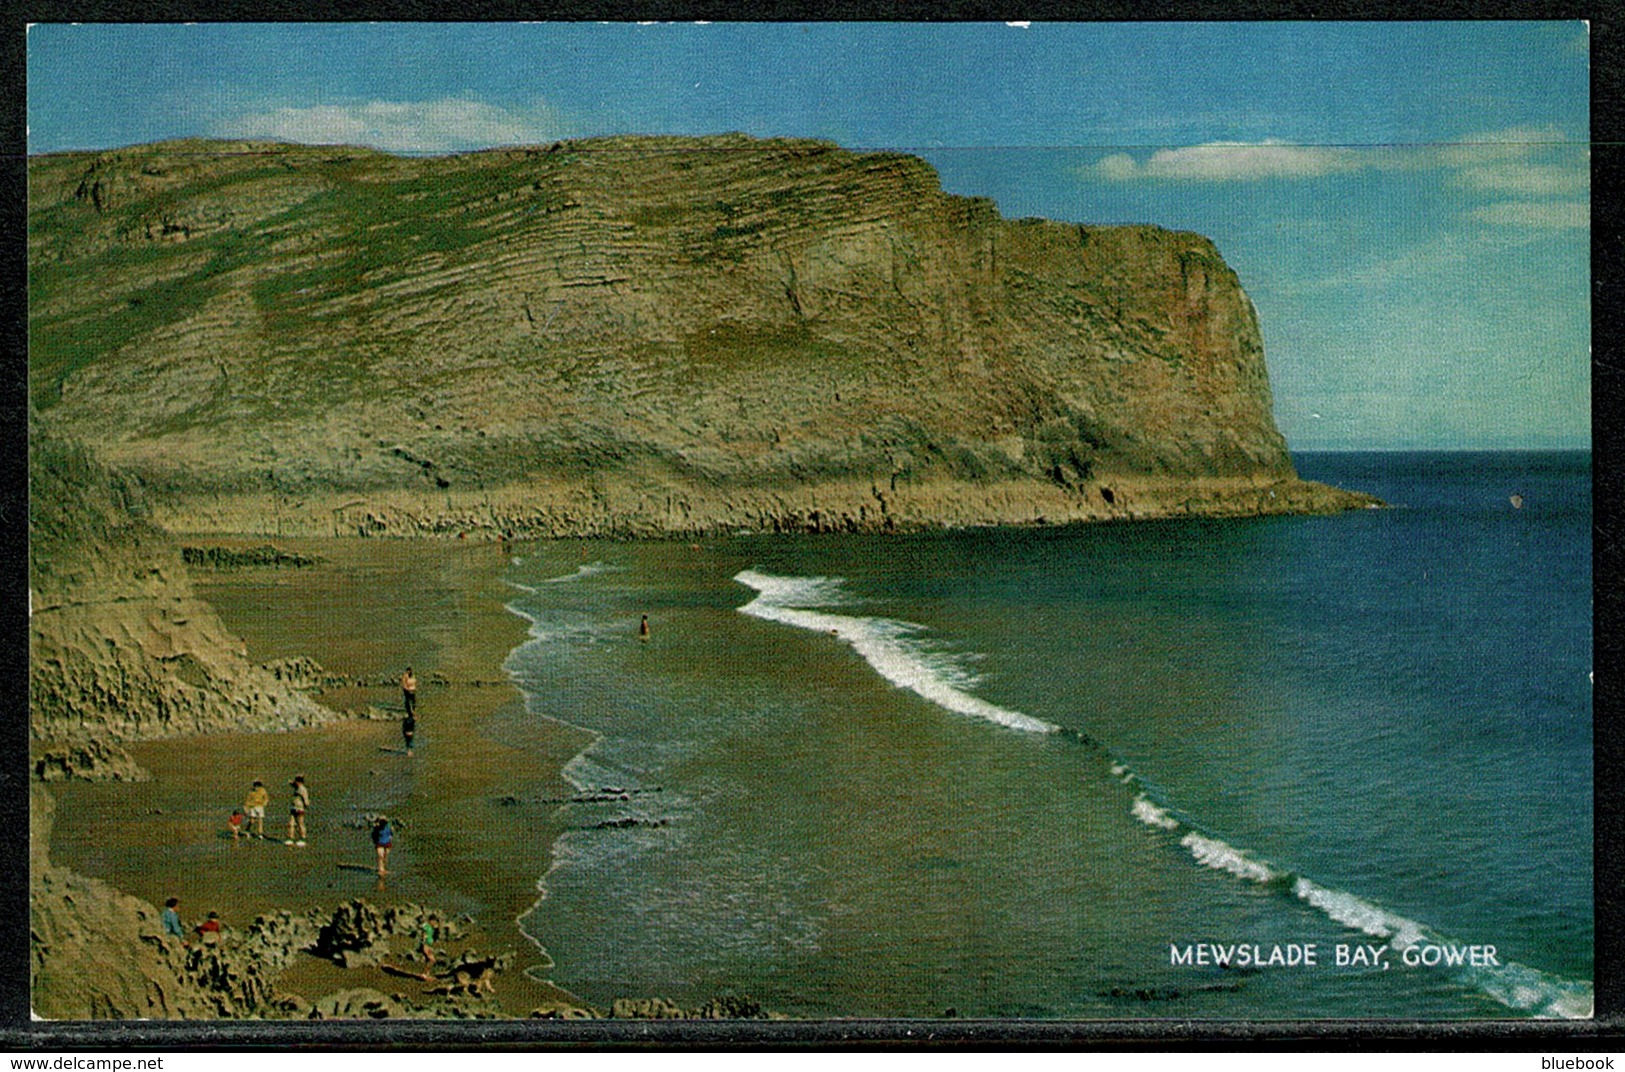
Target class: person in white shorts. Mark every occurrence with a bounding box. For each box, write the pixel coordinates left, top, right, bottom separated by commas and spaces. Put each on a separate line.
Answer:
243, 779, 269, 838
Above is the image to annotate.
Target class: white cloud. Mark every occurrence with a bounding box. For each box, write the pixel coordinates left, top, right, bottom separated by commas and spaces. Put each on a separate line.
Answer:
1086, 126, 1589, 234
1094, 152, 1138, 181
1471, 200, 1590, 229
1091, 139, 1365, 182
1090, 127, 1585, 186
1440, 128, 1589, 198
1456, 159, 1589, 197
214, 97, 570, 154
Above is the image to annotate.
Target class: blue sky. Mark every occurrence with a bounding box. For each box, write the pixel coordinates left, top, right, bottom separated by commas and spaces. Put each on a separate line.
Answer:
27, 22, 1590, 450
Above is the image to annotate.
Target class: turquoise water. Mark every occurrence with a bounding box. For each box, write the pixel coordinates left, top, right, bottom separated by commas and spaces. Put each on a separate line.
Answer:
500, 452, 1592, 1019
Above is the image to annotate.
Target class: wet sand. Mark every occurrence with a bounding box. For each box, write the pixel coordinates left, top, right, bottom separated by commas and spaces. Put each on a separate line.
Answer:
47, 536, 595, 1016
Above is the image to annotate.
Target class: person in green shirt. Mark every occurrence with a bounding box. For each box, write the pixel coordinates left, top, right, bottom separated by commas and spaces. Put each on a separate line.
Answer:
419, 914, 440, 978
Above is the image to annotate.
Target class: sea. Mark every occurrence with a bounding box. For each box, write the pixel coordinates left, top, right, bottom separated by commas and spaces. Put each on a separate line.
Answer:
495, 451, 1593, 1020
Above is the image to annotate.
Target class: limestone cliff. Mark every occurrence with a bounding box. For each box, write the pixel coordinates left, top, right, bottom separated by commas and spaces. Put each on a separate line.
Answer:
28, 135, 1374, 537
29, 431, 335, 777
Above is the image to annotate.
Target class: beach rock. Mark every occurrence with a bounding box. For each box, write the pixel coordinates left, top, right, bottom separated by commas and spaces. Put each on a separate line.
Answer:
593, 816, 669, 830
32, 737, 150, 783
240, 909, 322, 974
610, 996, 688, 1020
180, 544, 322, 570
261, 655, 327, 689
29, 136, 1378, 540
29, 783, 276, 1019
311, 899, 386, 962
310, 987, 402, 1020
691, 995, 770, 1019
183, 941, 276, 1011
581, 994, 771, 1021
29, 432, 340, 752
309, 899, 455, 969
263, 991, 315, 1019
530, 1002, 601, 1019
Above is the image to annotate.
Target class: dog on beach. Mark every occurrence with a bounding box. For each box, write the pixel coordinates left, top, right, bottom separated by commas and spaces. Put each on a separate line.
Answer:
424, 952, 510, 997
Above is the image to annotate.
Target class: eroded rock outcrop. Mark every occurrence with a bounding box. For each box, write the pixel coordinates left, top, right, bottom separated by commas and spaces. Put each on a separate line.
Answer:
29, 431, 336, 770
30, 784, 273, 1018
28, 135, 1376, 537
30, 799, 496, 1022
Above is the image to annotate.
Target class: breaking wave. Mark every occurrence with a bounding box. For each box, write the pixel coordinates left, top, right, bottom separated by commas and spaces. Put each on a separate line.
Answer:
1124, 763, 1591, 1018
733, 570, 1056, 735
734, 567, 1592, 1021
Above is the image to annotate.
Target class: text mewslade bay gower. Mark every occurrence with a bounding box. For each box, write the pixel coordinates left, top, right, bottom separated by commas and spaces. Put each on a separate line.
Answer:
1169, 942, 1503, 969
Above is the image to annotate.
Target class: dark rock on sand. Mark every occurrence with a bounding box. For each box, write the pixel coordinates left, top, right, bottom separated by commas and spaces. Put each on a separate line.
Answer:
605, 994, 771, 1020
33, 738, 150, 783
592, 816, 669, 830
310, 988, 403, 1020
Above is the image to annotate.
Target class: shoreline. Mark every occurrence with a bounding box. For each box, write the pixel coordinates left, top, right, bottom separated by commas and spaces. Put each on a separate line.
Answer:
43, 536, 597, 1017
495, 587, 607, 995
134, 474, 1379, 540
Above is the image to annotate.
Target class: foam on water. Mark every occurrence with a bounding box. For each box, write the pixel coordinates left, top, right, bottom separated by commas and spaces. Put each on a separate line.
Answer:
1292, 878, 1425, 949
520, 561, 1592, 1020
1131, 795, 1179, 831
503, 599, 628, 648
1118, 766, 1590, 1019
541, 561, 622, 583
734, 570, 1056, 735
1180, 832, 1278, 884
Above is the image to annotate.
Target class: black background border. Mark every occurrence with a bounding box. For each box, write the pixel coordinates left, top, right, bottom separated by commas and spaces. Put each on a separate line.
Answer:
2, 0, 1617, 1049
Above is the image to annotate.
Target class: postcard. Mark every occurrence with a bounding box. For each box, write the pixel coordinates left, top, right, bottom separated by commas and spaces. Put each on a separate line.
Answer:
24, 21, 1593, 1037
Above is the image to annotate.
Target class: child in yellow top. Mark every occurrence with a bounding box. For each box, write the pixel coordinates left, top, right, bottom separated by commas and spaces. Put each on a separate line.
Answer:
244, 780, 269, 839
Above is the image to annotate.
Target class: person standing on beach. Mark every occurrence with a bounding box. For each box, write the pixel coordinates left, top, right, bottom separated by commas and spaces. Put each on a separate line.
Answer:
243, 780, 269, 839
418, 914, 440, 979
285, 776, 309, 846
371, 816, 393, 875
401, 666, 418, 718
161, 898, 185, 943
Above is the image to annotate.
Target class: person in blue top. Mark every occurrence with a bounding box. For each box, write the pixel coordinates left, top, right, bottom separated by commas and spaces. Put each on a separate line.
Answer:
371, 816, 393, 875
161, 897, 185, 943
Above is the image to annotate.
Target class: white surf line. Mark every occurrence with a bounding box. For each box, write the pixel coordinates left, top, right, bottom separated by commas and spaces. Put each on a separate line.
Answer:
498, 594, 611, 986
1121, 771, 1593, 1019
735, 568, 1592, 1019
733, 569, 1058, 735
540, 561, 621, 584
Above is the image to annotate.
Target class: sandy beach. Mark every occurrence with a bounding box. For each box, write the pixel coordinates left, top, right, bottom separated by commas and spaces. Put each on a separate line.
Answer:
46, 536, 596, 1017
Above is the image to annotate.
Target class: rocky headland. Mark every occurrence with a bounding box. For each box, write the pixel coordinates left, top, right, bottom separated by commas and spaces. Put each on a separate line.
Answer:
29, 134, 1375, 537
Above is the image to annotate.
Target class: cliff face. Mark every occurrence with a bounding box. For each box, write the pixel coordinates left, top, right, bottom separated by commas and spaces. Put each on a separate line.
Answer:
29, 432, 335, 776
28, 135, 1371, 536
